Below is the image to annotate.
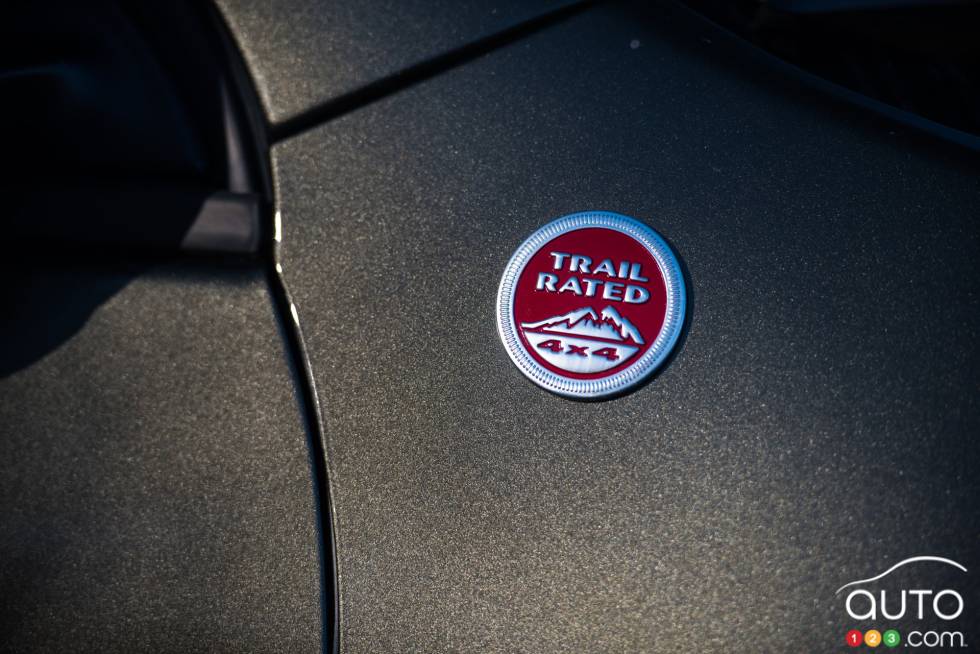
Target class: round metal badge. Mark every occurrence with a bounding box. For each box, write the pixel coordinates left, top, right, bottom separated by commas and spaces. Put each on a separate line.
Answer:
496, 211, 686, 399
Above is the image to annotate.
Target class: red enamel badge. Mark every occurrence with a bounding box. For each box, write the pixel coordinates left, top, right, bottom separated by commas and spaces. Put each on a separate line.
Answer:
497, 212, 685, 398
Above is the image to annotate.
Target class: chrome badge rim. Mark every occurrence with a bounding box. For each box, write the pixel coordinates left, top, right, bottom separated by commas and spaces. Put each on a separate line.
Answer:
496, 211, 686, 399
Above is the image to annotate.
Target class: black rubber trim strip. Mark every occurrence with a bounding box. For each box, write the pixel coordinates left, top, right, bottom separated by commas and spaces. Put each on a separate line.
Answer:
269, 1, 599, 143
203, 4, 340, 653
266, 231, 340, 654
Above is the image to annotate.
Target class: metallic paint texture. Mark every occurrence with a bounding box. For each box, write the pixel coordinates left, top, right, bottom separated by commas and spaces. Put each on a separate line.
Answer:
269, 1, 980, 650
214, 0, 577, 125
0, 264, 323, 652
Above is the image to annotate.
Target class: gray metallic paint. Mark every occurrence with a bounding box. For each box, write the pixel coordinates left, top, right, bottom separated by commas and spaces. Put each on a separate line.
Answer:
0, 264, 323, 651
266, 1, 980, 650
214, 0, 578, 125
1, 0, 976, 651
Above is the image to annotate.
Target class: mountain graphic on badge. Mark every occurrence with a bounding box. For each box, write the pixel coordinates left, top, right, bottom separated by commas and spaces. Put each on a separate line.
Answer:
520, 305, 644, 374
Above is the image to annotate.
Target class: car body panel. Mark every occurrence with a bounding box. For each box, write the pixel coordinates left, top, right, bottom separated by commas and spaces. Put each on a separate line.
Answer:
214, 0, 578, 124
0, 263, 322, 651
268, 1, 980, 650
